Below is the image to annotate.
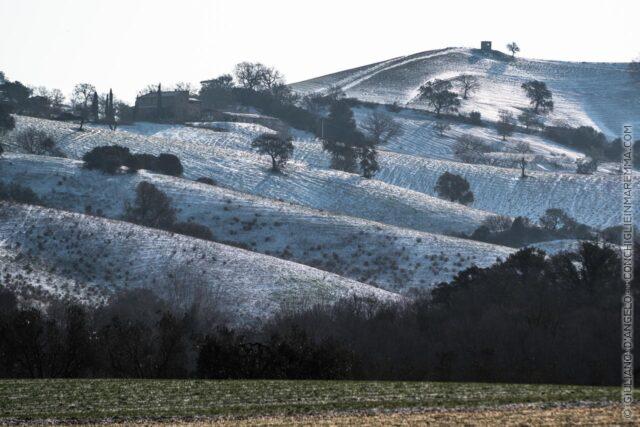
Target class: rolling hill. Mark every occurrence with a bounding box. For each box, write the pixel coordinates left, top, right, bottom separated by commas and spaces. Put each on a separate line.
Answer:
0, 153, 514, 291
0, 202, 399, 323
7, 116, 495, 235
291, 47, 639, 138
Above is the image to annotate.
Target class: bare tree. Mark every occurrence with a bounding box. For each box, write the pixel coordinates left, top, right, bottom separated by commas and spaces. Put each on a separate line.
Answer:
234, 62, 274, 91
137, 84, 159, 97
506, 42, 520, 58
518, 109, 544, 130
15, 129, 58, 155
456, 75, 480, 99
496, 109, 516, 141
50, 89, 65, 112
434, 119, 451, 136
514, 141, 532, 153
260, 67, 284, 90
519, 156, 527, 178
174, 82, 197, 95
361, 110, 402, 145
71, 83, 96, 130
453, 135, 492, 163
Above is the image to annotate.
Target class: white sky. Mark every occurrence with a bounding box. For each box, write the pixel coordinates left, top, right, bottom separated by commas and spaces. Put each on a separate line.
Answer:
1, 0, 638, 103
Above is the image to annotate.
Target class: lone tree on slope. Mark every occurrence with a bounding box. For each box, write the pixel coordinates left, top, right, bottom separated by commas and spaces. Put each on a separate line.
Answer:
506, 42, 520, 58
90, 92, 99, 122
521, 80, 554, 114
251, 133, 294, 172
360, 110, 402, 145
456, 75, 480, 99
418, 79, 460, 116
124, 181, 177, 230
234, 62, 283, 91
71, 83, 96, 131
434, 119, 451, 136
496, 109, 516, 141
322, 100, 361, 172
434, 172, 474, 205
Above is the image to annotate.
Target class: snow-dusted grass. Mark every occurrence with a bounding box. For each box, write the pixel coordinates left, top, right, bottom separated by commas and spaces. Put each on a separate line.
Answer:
291, 47, 639, 138
0, 154, 514, 291
0, 202, 399, 323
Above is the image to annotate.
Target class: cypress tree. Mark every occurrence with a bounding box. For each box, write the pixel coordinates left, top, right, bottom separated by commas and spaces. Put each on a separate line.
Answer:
156, 83, 162, 121
90, 92, 99, 122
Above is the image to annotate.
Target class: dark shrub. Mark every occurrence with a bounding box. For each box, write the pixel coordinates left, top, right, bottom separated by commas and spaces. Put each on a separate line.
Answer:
468, 111, 482, 125
0, 103, 15, 136
171, 221, 213, 240
123, 181, 176, 230
434, 172, 474, 205
0, 182, 41, 205
576, 157, 598, 174
386, 102, 402, 113
545, 126, 607, 158
156, 153, 183, 176
196, 177, 217, 186
126, 153, 158, 172
82, 145, 131, 174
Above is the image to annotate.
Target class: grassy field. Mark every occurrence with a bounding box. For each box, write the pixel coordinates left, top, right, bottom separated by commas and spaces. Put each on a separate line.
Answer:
0, 379, 634, 424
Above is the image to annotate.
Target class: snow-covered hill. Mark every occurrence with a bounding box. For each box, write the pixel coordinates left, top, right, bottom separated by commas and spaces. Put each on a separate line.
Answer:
0, 202, 399, 323
7, 116, 495, 235
77, 117, 636, 230
291, 47, 639, 138
0, 153, 514, 291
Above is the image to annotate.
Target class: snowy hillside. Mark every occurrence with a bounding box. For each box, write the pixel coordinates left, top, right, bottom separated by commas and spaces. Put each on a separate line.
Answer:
0, 154, 514, 291
68, 117, 636, 230
0, 202, 399, 323
7, 116, 496, 235
291, 47, 639, 138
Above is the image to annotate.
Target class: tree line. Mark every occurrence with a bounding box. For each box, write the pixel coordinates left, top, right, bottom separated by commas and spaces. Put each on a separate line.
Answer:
0, 241, 636, 385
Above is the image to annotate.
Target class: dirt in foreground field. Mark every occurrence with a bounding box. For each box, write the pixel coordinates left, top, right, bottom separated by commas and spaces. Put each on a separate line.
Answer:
71, 403, 638, 426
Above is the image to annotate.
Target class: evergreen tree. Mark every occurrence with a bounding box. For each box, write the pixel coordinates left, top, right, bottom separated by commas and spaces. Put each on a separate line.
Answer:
90, 92, 99, 122
156, 83, 163, 121
321, 100, 361, 172
251, 133, 294, 172
106, 89, 115, 129
434, 172, 474, 205
521, 80, 554, 113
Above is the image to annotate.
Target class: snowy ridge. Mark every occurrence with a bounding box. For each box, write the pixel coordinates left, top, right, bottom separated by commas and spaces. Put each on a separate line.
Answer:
8, 116, 495, 235
0, 202, 399, 323
101, 117, 636, 230
0, 153, 514, 291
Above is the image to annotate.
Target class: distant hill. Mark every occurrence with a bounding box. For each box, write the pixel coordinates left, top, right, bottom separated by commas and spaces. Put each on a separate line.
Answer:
291, 47, 639, 138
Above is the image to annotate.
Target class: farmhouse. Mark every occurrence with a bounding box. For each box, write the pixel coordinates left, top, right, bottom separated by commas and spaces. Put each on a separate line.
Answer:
135, 88, 201, 123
